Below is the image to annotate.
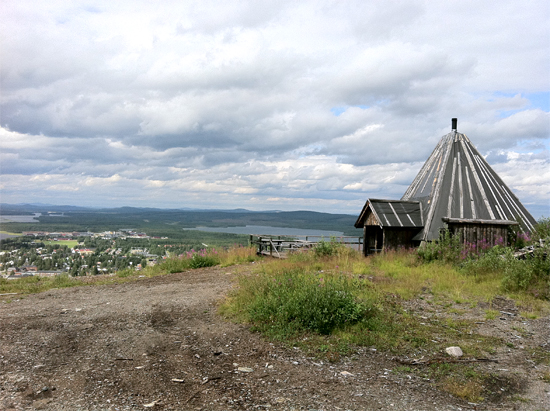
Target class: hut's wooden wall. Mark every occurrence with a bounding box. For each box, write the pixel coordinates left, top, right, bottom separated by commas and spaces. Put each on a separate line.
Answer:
447, 223, 508, 246
362, 226, 421, 256
365, 212, 378, 226
383, 228, 420, 251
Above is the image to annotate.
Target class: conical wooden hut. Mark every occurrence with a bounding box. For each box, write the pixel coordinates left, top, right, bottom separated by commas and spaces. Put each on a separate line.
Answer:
355, 119, 537, 255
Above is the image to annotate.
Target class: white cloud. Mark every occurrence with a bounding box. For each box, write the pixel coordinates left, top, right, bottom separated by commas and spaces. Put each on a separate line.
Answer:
0, 0, 548, 218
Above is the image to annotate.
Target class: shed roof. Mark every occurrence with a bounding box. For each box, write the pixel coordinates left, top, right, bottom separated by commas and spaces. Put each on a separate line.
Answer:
355, 199, 423, 228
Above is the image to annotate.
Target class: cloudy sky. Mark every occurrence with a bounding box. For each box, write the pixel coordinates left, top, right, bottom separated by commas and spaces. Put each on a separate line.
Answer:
1, 0, 549, 218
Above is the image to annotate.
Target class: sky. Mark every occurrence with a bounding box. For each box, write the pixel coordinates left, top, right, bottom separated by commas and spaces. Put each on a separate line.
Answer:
1, 0, 549, 218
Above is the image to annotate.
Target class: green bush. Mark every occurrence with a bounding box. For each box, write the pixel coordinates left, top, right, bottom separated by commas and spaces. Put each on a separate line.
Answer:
159, 249, 220, 272
532, 217, 550, 242
243, 269, 373, 336
189, 253, 219, 269
416, 225, 549, 297
116, 269, 135, 278
460, 246, 509, 276
159, 257, 191, 273
314, 238, 342, 258
417, 230, 463, 264
502, 245, 549, 296
458, 242, 549, 296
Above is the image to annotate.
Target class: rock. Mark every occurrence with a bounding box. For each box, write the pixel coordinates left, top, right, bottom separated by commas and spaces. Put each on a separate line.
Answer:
445, 346, 463, 357
238, 367, 254, 373
143, 399, 160, 407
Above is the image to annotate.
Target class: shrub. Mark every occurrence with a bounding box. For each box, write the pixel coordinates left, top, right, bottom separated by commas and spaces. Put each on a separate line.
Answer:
532, 217, 550, 242
159, 257, 191, 273
116, 268, 135, 278
461, 245, 510, 276
160, 248, 220, 272
508, 225, 531, 249
234, 269, 374, 336
416, 226, 548, 297
502, 245, 549, 296
189, 252, 219, 269
417, 230, 463, 264
314, 238, 342, 258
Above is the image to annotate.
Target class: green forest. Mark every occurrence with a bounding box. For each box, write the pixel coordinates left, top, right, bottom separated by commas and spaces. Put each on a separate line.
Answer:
0, 204, 361, 239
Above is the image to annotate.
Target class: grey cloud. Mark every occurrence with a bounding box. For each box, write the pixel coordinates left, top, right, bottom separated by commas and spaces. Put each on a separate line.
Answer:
0, 0, 548, 217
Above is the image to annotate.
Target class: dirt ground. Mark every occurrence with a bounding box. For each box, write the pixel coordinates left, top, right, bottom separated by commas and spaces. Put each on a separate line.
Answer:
1, 265, 549, 411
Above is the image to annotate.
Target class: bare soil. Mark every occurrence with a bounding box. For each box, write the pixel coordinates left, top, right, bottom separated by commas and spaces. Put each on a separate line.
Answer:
1, 265, 549, 411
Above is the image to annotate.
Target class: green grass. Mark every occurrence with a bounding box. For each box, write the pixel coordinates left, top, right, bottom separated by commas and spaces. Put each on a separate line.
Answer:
159, 246, 259, 273
0, 230, 20, 236
485, 309, 499, 320
0, 274, 83, 295
43, 240, 79, 248
219, 245, 547, 404
220, 248, 511, 356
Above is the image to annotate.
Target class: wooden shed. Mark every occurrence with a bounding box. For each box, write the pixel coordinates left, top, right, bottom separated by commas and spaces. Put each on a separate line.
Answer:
354, 199, 423, 256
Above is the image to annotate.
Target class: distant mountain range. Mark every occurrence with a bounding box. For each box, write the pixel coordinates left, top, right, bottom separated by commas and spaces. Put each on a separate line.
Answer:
0, 203, 283, 214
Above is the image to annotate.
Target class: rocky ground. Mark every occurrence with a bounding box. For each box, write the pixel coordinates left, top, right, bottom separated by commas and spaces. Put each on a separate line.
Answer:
1, 265, 549, 410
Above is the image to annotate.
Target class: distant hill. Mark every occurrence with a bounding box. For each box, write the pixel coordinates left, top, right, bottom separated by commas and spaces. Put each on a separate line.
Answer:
0, 204, 361, 236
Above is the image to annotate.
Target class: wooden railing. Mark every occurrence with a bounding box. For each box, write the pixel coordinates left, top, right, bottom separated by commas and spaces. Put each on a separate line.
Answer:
249, 234, 363, 258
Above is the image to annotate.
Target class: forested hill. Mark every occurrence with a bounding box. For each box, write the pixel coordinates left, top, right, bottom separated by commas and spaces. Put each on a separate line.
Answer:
0, 204, 361, 237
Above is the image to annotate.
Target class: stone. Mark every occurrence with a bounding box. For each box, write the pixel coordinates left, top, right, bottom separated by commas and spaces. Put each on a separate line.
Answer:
445, 346, 463, 357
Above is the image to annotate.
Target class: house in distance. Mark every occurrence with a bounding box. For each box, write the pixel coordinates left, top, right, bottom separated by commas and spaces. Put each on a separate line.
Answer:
355, 118, 537, 256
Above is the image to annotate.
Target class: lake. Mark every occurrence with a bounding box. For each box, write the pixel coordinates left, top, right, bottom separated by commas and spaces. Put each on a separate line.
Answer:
0, 213, 41, 223
184, 225, 344, 238
0, 233, 19, 240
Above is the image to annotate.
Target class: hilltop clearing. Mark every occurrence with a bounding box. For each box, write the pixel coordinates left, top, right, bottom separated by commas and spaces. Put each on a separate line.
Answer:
1, 264, 548, 411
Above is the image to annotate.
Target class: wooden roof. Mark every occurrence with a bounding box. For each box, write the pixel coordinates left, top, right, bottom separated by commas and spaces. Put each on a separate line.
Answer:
355, 199, 423, 228
401, 126, 537, 240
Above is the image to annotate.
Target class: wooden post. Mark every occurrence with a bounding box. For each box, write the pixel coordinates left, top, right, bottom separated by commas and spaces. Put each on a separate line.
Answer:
363, 226, 368, 257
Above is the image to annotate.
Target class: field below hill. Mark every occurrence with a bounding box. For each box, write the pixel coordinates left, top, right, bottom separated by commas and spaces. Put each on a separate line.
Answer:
1, 250, 549, 411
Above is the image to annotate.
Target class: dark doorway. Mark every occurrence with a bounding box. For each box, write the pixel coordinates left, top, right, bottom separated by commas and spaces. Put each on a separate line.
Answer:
364, 226, 384, 256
